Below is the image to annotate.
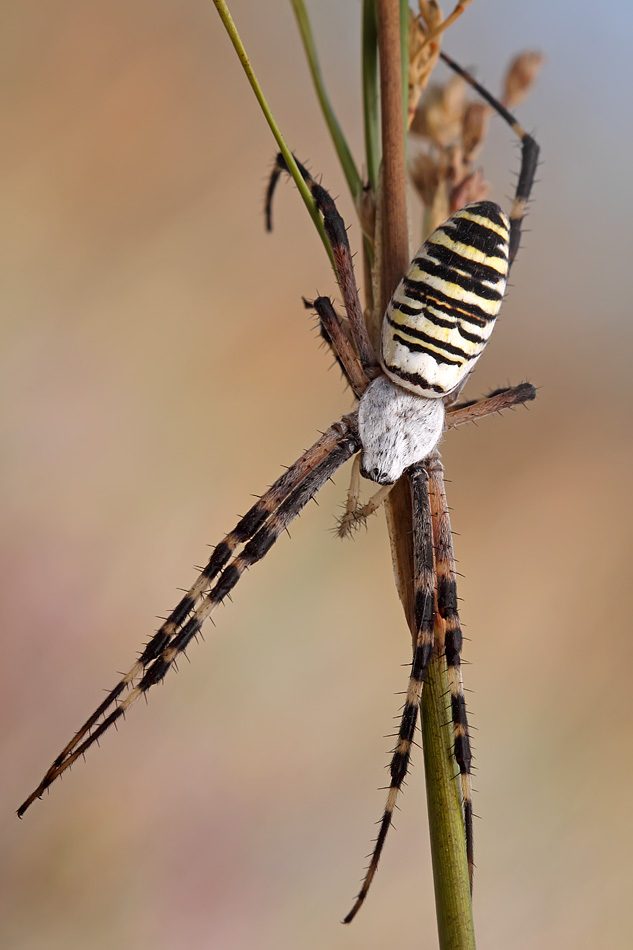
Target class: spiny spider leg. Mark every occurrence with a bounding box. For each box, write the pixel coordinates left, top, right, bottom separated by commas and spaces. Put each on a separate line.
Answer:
338, 454, 363, 537
338, 483, 393, 538
338, 383, 536, 535
339, 391, 536, 904
21, 420, 357, 789
312, 296, 368, 397
344, 465, 436, 924
444, 382, 536, 430
439, 50, 540, 265
427, 453, 473, 884
18, 415, 361, 817
266, 153, 379, 378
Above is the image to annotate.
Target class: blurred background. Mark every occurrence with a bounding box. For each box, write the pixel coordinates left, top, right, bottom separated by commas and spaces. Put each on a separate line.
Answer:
2, 1, 632, 948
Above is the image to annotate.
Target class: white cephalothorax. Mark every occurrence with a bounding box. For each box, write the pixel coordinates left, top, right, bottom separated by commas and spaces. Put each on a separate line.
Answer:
358, 376, 445, 485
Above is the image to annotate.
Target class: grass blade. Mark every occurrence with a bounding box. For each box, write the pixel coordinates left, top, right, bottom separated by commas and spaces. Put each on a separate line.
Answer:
290, 0, 363, 203
362, 0, 380, 194
212, 0, 333, 267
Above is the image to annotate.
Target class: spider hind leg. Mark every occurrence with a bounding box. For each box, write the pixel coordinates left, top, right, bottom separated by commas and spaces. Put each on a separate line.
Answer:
428, 453, 474, 885
344, 464, 435, 923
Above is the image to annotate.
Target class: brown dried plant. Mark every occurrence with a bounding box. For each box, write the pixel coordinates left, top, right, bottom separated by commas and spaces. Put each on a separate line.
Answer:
408, 0, 474, 125
409, 50, 543, 234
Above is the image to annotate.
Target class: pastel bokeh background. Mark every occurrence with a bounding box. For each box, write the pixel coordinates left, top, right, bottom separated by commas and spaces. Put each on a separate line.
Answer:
3, 2, 632, 948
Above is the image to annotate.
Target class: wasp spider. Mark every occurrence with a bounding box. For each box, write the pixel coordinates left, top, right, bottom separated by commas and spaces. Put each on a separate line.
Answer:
18, 53, 539, 922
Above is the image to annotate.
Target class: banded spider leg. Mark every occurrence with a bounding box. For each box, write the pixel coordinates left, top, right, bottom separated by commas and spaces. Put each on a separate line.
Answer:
17, 415, 362, 816
19, 169, 380, 819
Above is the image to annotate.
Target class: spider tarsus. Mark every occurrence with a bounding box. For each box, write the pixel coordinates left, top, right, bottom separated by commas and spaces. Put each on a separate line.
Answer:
336, 507, 370, 539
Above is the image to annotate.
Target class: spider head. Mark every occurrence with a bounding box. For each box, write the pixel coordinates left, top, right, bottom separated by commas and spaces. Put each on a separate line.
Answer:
358, 376, 445, 485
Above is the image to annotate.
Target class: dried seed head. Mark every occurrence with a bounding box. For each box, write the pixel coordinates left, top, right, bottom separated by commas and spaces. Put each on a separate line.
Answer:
407, 3, 443, 123
462, 101, 490, 161
449, 169, 490, 214
444, 143, 466, 187
407, 0, 473, 126
409, 152, 441, 207
411, 75, 467, 146
502, 50, 544, 108
417, 0, 443, 33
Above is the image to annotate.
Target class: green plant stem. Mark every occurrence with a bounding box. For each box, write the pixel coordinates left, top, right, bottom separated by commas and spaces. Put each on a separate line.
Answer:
362, 0, 380, 194
212, 0, 333, 269
422, 644, 477, 950
291, 0, 362, 203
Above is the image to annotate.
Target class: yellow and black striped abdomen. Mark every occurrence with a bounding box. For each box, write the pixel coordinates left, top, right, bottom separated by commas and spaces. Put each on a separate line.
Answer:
381, 201, 510, 397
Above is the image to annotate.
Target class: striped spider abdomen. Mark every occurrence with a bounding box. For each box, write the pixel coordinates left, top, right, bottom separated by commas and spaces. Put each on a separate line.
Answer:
382, 201, 510, 397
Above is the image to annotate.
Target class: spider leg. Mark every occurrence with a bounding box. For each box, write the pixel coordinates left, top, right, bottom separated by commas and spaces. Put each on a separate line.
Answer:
439, 51, 540, 266
18, 415, 360, 818
444, 381, 536, 430
439, 380, 535, 881
337, 383, 535, 540
337, 452, 389, 539
307, 294, 376, 539
20, 421, 356, 790
312, 296, 369, 397
337, 480, 394, 538
266, 153, 379, 378
427, 452, 474, 886
344, 465, 435, 923
337, 453, 363, 538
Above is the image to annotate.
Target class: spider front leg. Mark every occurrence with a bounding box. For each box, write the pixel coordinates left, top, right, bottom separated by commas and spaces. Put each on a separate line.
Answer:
266, 153, 379, 379
311, 296, 369, 398
344, 464, 435, 923
439, 50, 540, 265
18, 415, 361, 817
336, 454, 393, 538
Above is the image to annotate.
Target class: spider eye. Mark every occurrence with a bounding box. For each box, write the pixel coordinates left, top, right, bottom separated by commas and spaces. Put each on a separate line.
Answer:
360, 463, 395, 486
